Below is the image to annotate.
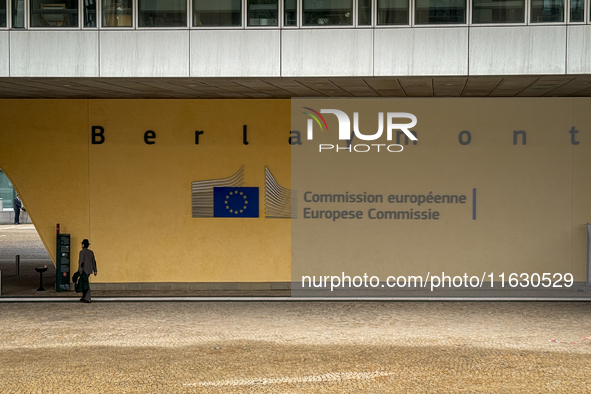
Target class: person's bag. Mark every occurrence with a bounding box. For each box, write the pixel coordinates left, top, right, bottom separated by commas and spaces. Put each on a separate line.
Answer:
72, 271, 82, 293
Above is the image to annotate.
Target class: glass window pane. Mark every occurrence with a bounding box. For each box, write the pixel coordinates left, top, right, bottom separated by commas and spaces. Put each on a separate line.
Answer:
303, 0, 353, 26
11, 0, 25, 27
284, 0, 296, 25
415, 0, 465, 24
193, 0, 242, 26
472, 0, 524, 23
358, 0, 371, 25
11, 0, 24, 27
0, 170, 15, 209
570, 0, 583, 21
139, 0, 187, 27
248, 0, 278, 26
84, 0, 97, 27
31, 0, 78, 27
102, 0, 132, 27
378, 0, 409, 25
0, 0, 7, 27
531, 0, 564, 22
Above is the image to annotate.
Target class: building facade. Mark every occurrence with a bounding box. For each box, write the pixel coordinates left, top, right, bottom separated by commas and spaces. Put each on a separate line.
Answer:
0, 0, 590, 290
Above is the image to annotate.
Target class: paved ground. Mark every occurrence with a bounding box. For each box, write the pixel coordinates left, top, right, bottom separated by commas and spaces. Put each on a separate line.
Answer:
0, 302, 590, 393
0, 224, 56, 295
0, 224, 50, 260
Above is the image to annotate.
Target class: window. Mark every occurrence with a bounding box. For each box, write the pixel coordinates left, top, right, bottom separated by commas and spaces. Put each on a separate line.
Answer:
12, 0, 25, 27
30, 0, 78, 27
0, 170, 15, 210
84, 0, 97, 27
284, 0, 296, 25
531, 0, 563, 22
415, 0, 466, 24
139, 0, 187, 27
377, 0, 409, 24
303, 0, 353, 26
0, 0, 6, 27
0, 0, 584, 30
193, 0, 242, 26
358, 0, 371, 25
102, 0, 132, 26
472, 0, 525, 23
248, 0, 278, 26
570, 0, 583, 21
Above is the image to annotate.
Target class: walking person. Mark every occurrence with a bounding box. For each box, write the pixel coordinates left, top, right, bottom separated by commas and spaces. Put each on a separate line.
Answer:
78, 239, 97, 303
13, 194, 23, 224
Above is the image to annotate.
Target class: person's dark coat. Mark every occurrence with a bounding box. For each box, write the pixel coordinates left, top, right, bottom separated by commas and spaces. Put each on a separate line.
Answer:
78, 248, 97, 275
13, 197, 22, 210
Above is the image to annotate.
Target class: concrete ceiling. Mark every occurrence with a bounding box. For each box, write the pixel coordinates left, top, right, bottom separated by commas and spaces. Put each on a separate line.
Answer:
1, 75, 591, 99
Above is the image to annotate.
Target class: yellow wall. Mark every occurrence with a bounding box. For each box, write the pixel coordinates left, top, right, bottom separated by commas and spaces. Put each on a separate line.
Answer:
0, 98, 590, 283
0, 99, 291, 283
0, 100, 91, 263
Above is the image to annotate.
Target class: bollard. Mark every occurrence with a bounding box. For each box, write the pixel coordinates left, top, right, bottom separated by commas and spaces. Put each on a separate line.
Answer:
15, 255, 20, 276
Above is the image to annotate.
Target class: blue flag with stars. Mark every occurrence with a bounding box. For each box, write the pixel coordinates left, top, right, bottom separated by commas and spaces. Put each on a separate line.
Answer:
213, 187, 259, 218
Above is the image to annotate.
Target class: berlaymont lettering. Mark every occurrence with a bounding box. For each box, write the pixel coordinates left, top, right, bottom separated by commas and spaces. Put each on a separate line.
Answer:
0, 98, 591, 294
88, 119, 582, 150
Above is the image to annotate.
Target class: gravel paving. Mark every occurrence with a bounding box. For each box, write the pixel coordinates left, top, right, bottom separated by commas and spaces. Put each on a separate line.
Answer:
0, 224, 51, 260
0, 301, 590, 393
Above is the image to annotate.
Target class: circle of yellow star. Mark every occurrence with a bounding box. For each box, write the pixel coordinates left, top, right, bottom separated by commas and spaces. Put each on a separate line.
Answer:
225, 191, 249, 215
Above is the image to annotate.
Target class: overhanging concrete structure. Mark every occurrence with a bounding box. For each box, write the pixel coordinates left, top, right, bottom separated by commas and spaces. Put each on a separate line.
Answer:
1, 75, 591, 98
0, 26, 590, 98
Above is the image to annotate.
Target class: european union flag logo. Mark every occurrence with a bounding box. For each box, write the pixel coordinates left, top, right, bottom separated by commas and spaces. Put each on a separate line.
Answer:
213, 187, 259, 218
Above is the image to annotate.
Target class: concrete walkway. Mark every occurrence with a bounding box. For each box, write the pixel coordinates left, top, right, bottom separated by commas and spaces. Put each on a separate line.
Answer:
0, 301, 590, 393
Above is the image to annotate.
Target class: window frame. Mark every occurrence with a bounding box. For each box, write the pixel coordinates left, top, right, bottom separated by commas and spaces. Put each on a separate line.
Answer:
529, 0, 566, 24
567, 0, 587, 22
11, 0, 29, 28
83, 0, 98, 28
99, 0, 135, 30
301, 0, 356, 28
136, 0, 189, 29
412, 0, 468, 26
375, 0, 411, 27
469, 0, 529, 26
0, 0, 8, 28
246, 0, 280, 28
282, 0, 299, 28
356, 0, 374, 28
28, 0, 82, 29
192, 0, 244, 29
